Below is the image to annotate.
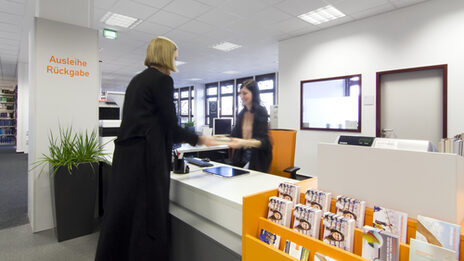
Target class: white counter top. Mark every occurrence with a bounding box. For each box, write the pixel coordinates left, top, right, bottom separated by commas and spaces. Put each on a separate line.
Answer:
169, 161, 294, 255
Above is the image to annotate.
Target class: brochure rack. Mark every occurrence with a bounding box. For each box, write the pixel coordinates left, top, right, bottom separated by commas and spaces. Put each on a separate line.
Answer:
242, 178, 464, 261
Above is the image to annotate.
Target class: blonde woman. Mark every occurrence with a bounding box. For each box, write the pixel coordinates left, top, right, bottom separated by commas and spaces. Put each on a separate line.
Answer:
95, 37, 216, 261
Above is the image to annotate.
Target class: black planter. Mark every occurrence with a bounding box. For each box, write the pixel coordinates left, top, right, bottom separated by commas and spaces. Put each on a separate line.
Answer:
50, 162, 98, 242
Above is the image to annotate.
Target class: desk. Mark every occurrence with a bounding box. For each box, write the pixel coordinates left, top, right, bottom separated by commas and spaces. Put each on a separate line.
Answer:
175, 144, 230, 163
169, 162, 295, 261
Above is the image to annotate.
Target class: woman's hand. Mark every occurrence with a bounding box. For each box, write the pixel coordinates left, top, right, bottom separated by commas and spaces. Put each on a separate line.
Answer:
228, 138, 248, 149
198, 136, 222, 146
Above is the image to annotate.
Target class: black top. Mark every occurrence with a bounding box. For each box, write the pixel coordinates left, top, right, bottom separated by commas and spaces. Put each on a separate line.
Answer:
230, 105, 272, 172
119, 67, 198, 145
95, 67, 198, 261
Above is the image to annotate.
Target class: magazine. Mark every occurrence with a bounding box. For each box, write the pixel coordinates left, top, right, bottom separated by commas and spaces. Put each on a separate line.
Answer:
336, 195, 366, 229
284, 240, 310, 261
305, 188, 332, 213
362, 225, 400, 261
258, 228, 280, 249
278, 182, 300, 207
373, 205, 408, 243
415, 215, 460, 260
293, 204, 322, 238
322, 212, 355, 252
314, 252, 338, 261
409, 238, 456, 261
267, 196, 293, 227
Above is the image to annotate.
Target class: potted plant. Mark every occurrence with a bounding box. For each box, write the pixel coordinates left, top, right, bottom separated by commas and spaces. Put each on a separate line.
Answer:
185, 120, 195, 134
32, 126, 108, 242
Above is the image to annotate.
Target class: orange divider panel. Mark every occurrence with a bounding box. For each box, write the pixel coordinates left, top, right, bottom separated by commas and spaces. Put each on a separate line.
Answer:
268, 130, 297, 178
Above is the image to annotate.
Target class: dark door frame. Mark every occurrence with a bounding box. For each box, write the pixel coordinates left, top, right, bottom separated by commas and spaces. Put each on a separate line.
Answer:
375, 64, 448, 138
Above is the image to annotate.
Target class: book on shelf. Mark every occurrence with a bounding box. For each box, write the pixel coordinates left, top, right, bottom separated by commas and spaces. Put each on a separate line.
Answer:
409, 238, 456, 261
305, 188, 332, 213
335, 195, 366, 229
258, 228, 280, 249
292, 204, 322, 238
415, 215, 460, 259
373, 205, 408, 243
278, 182, 300, 207
362, 225, 400, 261
439, 136, 464, 156
283, 240, 310, 261
322, 212, 355, 252
267, 196, 293, 227
314, 252, 338, 261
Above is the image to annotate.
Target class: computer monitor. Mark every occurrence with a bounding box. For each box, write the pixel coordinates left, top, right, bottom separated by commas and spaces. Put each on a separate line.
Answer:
213, 118, 232, 136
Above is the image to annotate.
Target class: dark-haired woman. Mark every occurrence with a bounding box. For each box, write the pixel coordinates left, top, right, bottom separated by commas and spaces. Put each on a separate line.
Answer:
229, 79, 272, 172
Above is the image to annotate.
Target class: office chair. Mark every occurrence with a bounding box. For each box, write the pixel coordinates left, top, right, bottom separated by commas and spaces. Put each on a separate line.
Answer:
268, 129, 300, 179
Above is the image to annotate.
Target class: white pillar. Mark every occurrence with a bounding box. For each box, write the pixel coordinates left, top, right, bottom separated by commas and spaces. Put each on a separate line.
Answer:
28, 0, 98, 232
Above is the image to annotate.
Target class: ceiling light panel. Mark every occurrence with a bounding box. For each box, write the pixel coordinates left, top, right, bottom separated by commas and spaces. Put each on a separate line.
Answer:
101, 12, 142, 29
212, 42, 242, 52
298, 5, 345, 25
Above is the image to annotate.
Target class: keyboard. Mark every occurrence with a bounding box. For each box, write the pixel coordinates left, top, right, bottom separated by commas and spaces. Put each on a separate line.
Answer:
184, 157, 214, 167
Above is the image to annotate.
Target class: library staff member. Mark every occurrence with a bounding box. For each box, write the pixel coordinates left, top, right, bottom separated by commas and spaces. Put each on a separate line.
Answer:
229, 79, 272, 172
95, 36, 216, 261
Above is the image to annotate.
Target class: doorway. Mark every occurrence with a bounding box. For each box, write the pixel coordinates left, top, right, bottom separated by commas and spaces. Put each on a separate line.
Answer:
376, 65, 447, 147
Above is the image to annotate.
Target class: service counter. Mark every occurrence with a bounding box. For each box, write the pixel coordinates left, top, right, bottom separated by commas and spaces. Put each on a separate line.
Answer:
169, 162, 294, 261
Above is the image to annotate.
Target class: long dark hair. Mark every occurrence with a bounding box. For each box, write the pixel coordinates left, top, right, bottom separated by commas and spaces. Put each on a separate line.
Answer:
241, 79, 261, 113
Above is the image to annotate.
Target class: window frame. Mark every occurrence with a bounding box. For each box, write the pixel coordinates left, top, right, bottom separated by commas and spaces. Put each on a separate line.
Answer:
205, 82, 219, 125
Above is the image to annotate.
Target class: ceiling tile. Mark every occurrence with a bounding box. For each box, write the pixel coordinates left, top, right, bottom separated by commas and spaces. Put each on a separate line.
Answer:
0, 0, 25, 16
390, 0, 427, 8
147, 10, 190, 28
163, 0, 212, 19
254, 7, 293, 26
349, 3, 395, 19
177, 19, 215, 35
0, 31, 20, 40
164, 28, 200, 43
194, 0, 228, 7
328, 0, 390, 15
272, 17, 316, 34
94, 0, 118, 9
219, 0, 272, 17
132, 0, 174, 9
0, 11, 22, 25
0, 22, 21, 33
133, 21, 173, 35
195, 8, 241, 26
110, 0, 159, 20
275, 0, 326, 16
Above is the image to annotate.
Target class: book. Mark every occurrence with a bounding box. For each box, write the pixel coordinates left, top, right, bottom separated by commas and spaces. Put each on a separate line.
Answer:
267, 196, 293, 227
409, 238, 456, 261
292, 204, 322, 238
415, 215, 460, 259
305, 188, 332, 213
373, 205, 408, 243
322, 212, 355, 252
258, 228, 281, 249
362, 225, 400, 261
335, 195, 366, 229
314, 252, 338, 261
278, 182, 300, 207
284, 240, 310, 261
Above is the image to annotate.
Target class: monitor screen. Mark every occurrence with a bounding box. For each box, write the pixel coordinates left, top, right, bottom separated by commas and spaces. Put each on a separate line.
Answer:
213, 118, 232, 136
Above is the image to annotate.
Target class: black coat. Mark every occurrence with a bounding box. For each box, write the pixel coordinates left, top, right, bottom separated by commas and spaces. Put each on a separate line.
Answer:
230, 105, 272, 172
95, 68, 198, 261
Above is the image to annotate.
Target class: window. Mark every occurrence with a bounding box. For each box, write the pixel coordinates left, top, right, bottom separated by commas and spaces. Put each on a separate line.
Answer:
205, 73, 277, 125
300, 74, 361, 132
174, 86, 194, 124
220, 80, 234, 124
205, 82, 218, 125
256, 73, 276, 115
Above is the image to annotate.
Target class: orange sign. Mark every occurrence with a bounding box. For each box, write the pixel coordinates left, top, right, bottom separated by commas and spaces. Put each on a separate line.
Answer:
46, 56, 90, 78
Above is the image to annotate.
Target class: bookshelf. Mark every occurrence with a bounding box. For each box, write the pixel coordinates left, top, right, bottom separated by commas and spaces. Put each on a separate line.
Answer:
242, 178, 464, 261
0, 88, 16, 146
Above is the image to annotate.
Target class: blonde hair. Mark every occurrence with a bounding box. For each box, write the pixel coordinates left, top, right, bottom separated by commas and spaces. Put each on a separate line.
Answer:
144, 36, 178, 72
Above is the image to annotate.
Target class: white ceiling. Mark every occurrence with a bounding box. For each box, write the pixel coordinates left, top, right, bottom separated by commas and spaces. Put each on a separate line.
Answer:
0, 0, 430, 90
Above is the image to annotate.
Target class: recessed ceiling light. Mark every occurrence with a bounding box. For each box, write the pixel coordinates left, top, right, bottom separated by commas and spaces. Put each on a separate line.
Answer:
101, 12, 142, 29
298, 5, 345, 25
189, 78, 203, 81
175, 61, 186, 66
212, 42, 242, 52
223, 70, 239, 74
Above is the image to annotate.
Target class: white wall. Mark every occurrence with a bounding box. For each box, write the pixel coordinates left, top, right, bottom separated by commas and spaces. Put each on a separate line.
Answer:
16, 62, 29, 153
28, 17, 99, 232
278, 0, 464, 176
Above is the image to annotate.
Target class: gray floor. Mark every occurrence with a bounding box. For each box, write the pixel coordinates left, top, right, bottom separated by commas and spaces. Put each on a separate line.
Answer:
0, 224, 99, 261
